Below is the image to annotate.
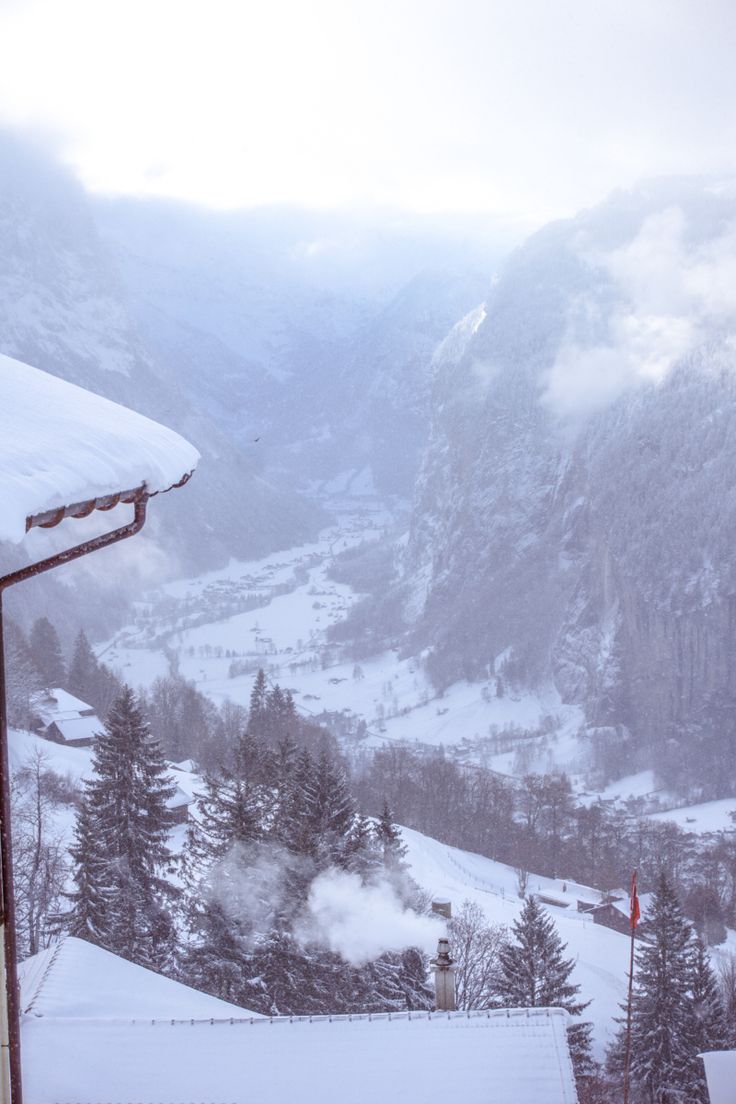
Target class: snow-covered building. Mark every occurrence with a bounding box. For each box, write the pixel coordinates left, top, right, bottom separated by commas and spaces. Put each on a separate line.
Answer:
578, 893, 652, 938
167, 783, 195, 824
19, 937, 578, 1104
30, 688, 101, 748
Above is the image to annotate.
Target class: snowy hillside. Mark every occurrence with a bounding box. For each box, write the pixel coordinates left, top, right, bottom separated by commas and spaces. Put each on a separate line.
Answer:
397, 178, 736, 794
399, 825, 629, 1058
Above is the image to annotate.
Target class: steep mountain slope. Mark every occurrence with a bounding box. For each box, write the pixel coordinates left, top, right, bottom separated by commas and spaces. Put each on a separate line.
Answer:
0, 132, 322, 598
402, 179, 736, 786
95, 199, 495, 498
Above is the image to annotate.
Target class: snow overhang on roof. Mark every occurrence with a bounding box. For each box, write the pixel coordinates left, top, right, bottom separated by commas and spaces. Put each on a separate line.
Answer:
0, 353, 200, 545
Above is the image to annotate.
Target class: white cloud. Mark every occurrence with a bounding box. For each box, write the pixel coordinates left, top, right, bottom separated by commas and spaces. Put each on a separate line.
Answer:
1, 0, 736, 219
543, 206, 736, 418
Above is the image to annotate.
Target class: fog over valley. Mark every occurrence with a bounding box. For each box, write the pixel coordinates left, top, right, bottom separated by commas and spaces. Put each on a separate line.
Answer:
2, 4, 736, 1103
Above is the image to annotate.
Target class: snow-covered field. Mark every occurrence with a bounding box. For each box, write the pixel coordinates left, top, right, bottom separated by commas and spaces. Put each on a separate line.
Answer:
96, 494, 585, 775
400, 825, 629, 1058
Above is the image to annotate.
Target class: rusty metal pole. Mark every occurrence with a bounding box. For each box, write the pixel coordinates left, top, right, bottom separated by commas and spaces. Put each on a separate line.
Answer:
0, 590, 21, 1104
0, 494, 148, 1104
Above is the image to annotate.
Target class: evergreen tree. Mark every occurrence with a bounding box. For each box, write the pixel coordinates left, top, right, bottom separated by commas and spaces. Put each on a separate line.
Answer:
4, 620, 42, 727
65, 687, 177, 969
180, 898, 249, 1005
607, 872, 706, 1104
496, 894, 594, 1089
375, 798, 408, 872
311, 749, 356, 867
67, 629, 97, 704
248, 669, 268, 737
689, 938, 730, 1100
29, 617, 66, 688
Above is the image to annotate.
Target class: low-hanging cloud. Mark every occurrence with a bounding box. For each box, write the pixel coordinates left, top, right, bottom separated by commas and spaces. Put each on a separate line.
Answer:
543, 205, 736, 420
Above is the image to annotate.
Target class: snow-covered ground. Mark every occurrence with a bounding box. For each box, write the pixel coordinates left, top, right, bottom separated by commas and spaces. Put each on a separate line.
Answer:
399, 825, 629, 1058
648, 798, 736, 834
96, 494, 585, 775
11, 721, 735, 1061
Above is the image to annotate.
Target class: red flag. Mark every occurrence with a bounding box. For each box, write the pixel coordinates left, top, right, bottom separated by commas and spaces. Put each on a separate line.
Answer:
630, 871, 640, 930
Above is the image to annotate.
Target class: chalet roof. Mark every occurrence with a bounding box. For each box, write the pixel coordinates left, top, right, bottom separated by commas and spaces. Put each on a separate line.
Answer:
46, 715, 101, 744
0, 353, 199, 544
19, 937, 259, 1021
168, 784, 195, 809
31, 688, 97, 724
19, 939, 577, 1104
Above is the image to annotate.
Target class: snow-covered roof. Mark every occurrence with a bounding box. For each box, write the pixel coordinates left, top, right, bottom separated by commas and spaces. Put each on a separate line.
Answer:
19, 939, 577, 1104
19, 937, 259, 1021
31, 688, 96, 724
0, 353, 199, 544
46, 715, 101, 744
22, 1007, 576, 1104
609, 893, 653, 922
168, 784, 195, 809
700, 1049, 736, 1104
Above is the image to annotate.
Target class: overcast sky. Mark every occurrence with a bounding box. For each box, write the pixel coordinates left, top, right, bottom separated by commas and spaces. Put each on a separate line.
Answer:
1, 0, 735, 228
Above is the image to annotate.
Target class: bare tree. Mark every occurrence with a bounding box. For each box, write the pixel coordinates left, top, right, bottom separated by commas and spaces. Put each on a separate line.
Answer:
12, 749, 70, 957
448, 900, 506, 1010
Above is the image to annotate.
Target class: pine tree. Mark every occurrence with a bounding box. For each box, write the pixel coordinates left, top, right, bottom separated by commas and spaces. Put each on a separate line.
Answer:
65, 687, 177, 968
375, 798, 408, 872
607, 872, 706, 1104
689, 938, 730, 1101
496, 894, 594, 1088
4, 620, 42, 727
67, 629, 97, 704
311, 748, 356, 867
29, 617, 65, 688
248, 669, 268, 737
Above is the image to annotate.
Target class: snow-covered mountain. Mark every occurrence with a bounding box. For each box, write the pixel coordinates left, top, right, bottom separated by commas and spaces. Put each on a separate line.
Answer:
95, 199, 496, 498
0, 132, 320, 593
400, 179, 736, 784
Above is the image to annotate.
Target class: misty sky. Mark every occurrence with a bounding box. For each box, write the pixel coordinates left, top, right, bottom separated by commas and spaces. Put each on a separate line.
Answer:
1, 0, 735, 227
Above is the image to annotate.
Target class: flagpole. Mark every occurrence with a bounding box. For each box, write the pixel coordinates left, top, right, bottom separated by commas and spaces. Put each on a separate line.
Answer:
623, 869, 639, 1104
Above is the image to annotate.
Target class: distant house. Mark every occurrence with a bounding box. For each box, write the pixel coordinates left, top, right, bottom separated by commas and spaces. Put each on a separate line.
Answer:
168, 784, 195, 825
579, 893, 652, 937
19, 938, 578, 1104
30, 688, 102, 748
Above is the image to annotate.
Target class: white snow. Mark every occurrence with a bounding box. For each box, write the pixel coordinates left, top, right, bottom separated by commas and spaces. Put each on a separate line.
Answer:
20, 948, 577, 1104
0, 352, 199, 543
19, 936, 259, 1020
648, 797, 736, 834
399, 824, 632, 1058
700, 1049, 736, 1104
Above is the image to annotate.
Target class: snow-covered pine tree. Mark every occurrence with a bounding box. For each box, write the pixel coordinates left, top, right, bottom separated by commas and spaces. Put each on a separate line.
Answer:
4, 620, 42, 727
496, 894, 594, 1089
375, 798, 408, 872
29, 616, 65, 688
66, 687, 177, 969
607, 872, 707, 1104
67, 629, 97, 704
689, 937, 730, 1101
248, 668, 268, 737
311, 748, 356, 867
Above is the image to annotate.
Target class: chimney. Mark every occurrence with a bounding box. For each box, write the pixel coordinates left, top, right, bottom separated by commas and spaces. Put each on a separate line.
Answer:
431, 898, 452, 920
431, 936, 457, 1012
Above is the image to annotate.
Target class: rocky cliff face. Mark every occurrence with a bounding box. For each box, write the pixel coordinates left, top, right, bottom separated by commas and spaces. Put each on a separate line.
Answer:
402, 179, 736, 767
